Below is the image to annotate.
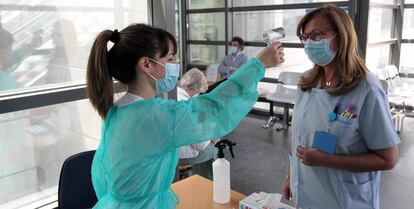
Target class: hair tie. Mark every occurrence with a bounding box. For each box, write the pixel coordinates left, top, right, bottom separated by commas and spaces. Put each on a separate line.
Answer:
109, 29, 121, 44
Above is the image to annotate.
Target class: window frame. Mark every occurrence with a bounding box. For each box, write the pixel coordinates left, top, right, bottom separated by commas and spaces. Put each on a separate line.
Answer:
182, 0, 362, 73
0, 0, 166, 114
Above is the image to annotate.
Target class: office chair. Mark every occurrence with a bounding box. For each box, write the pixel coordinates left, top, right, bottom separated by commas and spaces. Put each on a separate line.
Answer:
58, 150, 98, 209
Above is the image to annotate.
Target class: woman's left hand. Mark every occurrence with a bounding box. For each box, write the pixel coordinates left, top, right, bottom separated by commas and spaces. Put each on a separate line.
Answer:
296, 145, 327, 166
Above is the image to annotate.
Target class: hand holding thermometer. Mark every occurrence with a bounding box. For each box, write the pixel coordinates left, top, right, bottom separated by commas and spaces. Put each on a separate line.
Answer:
263, 27, 285, 46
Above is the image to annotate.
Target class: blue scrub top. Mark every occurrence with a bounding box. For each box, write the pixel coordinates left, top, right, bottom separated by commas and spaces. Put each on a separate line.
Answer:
291, 72, 400, 209
91, 58, 265, 209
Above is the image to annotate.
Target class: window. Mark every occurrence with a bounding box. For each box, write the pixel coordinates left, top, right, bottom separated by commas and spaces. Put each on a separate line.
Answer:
403, 9, 414, 39
370, 0, 396, 4
366, 44, 391, 74
0, 0, 148, 95
0, 0, 149, 207
183, 1, 353, 114
0, 99, 101, 208
232, 0, 345, 7
365, 1, 396, 75
186, 0, 225, 9
232, 9, 307, 43
400, 44, 414, 74
189, 13, 226, 41
367, 8, 394, 42
189, 45, 226, 65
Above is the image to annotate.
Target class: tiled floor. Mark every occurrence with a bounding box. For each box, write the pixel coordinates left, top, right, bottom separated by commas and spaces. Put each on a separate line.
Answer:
227, 114, 414, 208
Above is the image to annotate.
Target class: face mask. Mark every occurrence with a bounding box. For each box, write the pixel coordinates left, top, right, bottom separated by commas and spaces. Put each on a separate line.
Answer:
304, 35, 337, 66
147, 58, 180, 94
231, 46, 238, 54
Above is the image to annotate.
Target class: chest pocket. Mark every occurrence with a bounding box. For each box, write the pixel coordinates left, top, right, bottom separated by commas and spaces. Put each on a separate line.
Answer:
329, 115, 362, 154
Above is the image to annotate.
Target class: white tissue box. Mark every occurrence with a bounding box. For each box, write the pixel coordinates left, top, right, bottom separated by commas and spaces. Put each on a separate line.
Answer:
239, 192, 295, 209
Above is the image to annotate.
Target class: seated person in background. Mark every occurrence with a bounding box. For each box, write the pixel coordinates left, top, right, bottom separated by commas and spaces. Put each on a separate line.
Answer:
0, 26, 17, 90
177, 68, 217, 180
0, 26, 42, 89
218, 36, 248, 79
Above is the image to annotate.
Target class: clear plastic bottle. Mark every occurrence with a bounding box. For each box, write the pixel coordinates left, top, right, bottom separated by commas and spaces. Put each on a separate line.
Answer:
212, 140, 236, 204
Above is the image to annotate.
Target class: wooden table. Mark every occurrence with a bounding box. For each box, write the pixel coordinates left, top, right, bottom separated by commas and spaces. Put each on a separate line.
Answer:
172, 175, 246, 209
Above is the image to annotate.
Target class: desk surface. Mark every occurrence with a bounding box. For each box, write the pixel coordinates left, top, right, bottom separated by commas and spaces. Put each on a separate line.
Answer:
172, 175, 246, 209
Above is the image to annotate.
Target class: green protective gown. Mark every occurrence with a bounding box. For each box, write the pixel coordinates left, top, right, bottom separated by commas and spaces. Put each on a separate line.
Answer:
91, 58, 265, 208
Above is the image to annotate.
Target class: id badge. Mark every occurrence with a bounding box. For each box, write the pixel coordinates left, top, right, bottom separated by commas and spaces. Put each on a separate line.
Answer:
312, 131, 337, 154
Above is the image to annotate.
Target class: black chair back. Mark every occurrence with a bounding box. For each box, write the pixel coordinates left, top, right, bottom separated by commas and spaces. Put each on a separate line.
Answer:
58, 150, 98, 209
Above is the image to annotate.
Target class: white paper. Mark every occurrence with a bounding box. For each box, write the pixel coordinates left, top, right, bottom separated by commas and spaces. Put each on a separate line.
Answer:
206, 64, 219, 82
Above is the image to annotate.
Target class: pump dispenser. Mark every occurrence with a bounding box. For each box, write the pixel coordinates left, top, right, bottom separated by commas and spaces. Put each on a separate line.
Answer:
212, 139, 236, 204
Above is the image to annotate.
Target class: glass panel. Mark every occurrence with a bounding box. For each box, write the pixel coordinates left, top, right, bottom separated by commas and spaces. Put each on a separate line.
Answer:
242, 47, 313, 78
370, 0, 396, 4
232, 9, 307, 43
0, 0, 148, 94
175, 0, 182, 63
233, 7, 348, 43
406, 0, 414, 3
0, 0, 115, 7
365, 44, 391, 74
403, 9, 414, 39
189, 44, 226, 65
0, 99, 101, 208
186, 0, 225, 9
232, 0, 345, 7
367, 8, 393, 42
400, 43, 414, 75
189, 13, 225, 41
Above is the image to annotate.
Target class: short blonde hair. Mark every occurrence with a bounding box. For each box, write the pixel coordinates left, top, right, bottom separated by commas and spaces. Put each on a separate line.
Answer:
179, 68, 208, 93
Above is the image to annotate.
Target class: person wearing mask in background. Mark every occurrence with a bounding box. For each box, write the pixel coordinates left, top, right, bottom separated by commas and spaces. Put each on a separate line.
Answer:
0, 25, 43, 89
282, 4, 399, 209
218, 36, 248, 79
177, 68, 217, 180
0, 26, 17, 90
86, 24, 284, 208
2, 28, 43, 75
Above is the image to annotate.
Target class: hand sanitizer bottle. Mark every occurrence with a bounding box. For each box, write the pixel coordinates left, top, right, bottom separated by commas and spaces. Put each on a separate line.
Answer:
213, 140, 236, 204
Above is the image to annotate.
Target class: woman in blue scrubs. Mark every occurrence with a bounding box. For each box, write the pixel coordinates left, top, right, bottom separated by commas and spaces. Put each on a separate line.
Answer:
86, 24, 284, 208
282, 4, 400, 209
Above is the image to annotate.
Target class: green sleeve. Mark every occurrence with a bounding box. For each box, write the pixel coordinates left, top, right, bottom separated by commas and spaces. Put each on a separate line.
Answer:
170, 58, 265, 147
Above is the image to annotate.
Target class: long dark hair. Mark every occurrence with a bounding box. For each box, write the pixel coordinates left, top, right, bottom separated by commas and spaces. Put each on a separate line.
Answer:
86, 24, 177, 118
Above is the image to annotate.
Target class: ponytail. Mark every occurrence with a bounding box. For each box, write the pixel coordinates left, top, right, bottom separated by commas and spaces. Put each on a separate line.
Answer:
86, 24, 178, 118
86, 30, 114, 118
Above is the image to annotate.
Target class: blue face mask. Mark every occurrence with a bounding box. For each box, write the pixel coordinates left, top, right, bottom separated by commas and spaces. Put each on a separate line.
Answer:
147, 58, 180, 94
231, 46, 238, 54
304, 35, 337, 66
